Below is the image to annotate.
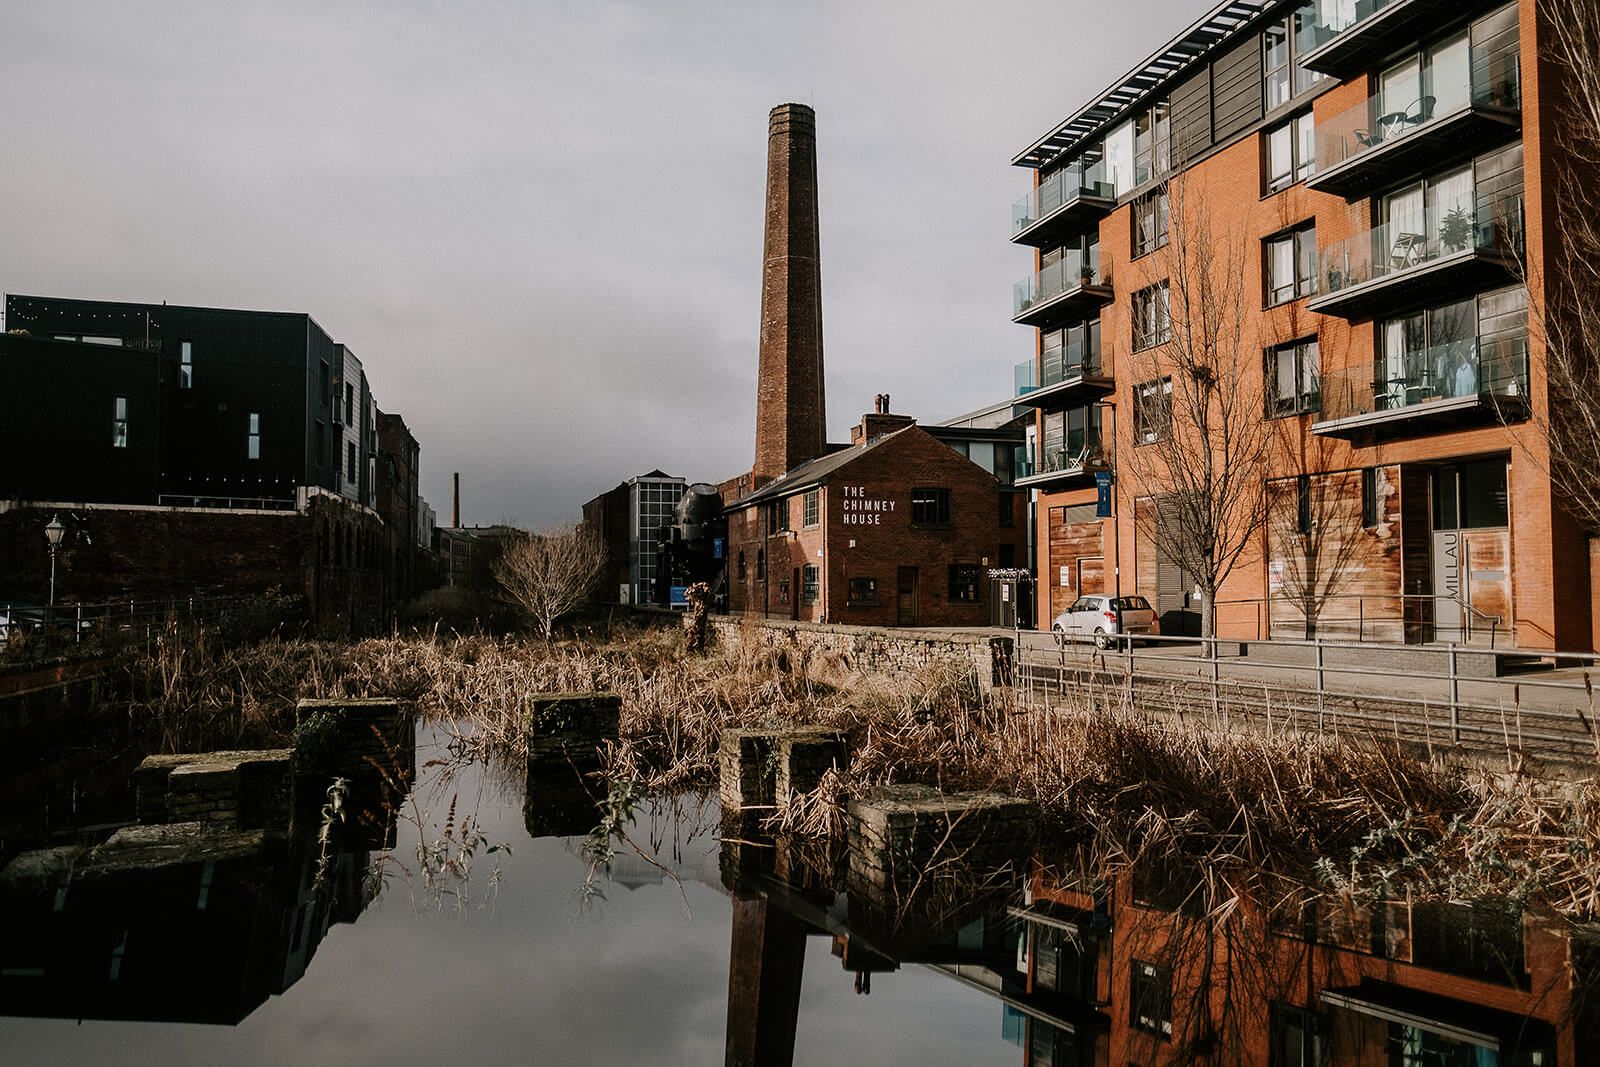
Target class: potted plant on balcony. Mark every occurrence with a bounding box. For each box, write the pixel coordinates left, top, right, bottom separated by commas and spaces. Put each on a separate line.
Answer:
1439, 206, 1473, 254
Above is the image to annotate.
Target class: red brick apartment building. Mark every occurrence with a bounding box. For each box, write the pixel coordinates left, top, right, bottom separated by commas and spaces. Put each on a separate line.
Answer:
1010, 0, 1591, 648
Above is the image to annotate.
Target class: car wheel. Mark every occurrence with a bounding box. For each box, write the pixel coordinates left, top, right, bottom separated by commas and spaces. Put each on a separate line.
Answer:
1094, 629, 1111, 650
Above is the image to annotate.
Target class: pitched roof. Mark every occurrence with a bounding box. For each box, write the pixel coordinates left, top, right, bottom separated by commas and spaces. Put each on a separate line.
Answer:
728, 427, 915, 508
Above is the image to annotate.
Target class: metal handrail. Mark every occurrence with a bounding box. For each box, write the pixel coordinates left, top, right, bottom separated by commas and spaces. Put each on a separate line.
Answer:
1211, 591, 1503, 647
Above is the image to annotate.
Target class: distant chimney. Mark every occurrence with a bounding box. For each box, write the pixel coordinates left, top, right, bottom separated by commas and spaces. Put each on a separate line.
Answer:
752, 103, 827, 487
452, 472, 461, 528
850, 395, 916, 446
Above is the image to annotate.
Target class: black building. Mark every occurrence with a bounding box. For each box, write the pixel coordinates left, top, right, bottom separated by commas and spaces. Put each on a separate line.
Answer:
0, 294, 376, 508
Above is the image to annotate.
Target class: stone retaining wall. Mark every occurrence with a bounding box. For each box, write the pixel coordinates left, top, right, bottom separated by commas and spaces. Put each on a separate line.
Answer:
709, 616, 1012, 692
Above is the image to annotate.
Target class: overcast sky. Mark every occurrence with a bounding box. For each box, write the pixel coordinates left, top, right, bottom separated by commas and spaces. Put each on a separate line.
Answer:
0, 0, 1210, 527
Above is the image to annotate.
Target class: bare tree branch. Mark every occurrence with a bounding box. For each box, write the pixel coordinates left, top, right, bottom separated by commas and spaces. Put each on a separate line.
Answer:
1122, 171, 1273, 637
492, 523, 608, 639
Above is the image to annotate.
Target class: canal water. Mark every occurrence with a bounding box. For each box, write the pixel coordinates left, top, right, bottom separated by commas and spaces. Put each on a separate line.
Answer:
0, 722, 1592, 1064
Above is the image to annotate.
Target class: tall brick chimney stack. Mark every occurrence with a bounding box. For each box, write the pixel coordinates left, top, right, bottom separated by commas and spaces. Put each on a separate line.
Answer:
752, 103, 826, 488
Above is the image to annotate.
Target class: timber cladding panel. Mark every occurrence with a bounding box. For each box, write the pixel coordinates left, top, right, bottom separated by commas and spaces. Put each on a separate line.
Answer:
1265, 466, 1403, 641
1209, 32, 1265, 143
1046, 505, 1106, 621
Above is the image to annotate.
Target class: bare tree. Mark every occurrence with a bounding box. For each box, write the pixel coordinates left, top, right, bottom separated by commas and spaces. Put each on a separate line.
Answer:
1122, 172, 1273, 638
1265, 450, 1386, 641
1520, 3, 1600, 534
493, 523, 608, 639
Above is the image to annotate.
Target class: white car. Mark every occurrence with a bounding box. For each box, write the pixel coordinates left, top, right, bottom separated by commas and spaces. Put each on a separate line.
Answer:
1052, 594, 1159, 649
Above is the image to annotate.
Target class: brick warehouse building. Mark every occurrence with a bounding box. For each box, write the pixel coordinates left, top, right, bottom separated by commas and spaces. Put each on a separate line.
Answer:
722, 104, 1024, 625
726, 400, 1027, 626
1009, 0, 1592, 649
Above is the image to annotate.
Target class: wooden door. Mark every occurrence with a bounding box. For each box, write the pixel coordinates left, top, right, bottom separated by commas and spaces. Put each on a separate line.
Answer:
896, 567, 918, 626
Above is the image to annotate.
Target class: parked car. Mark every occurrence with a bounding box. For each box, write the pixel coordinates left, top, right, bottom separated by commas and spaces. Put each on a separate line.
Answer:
1051, 594, 1159, 649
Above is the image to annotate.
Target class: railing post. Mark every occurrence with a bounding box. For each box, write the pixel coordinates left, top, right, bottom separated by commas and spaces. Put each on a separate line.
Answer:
1315, 638, 1326, 732
1209, 636, 1221, 722
1448, 644, 1461, 743
75, 604, 82, 643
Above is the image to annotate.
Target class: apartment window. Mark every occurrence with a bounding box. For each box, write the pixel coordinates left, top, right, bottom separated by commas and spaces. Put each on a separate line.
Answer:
247, 412, 261, 459
347, 441, 358, 481
1041, 319, 1102, 383
1264, 20, 1292, 110
801, 565, 820, 603
1133, 99, 1170, 185
802, 489, 820, 528
1361, 467, 1379, 528
1265, 224, 1317, 306
179, 341, 193, 389
1132, 282, 1171, 350
111, 396, 129, 448
1041, 405, 1104, 470
1130, 960, 1173, 1038
848, 577, 878, 605
320, 361, 331, 408
1265, 112, 1315, 193
1134, 378, 1173, 444
1270, 1004, 1327, 1067
737, 551, 747, 581
767, 498, 790, 532
948, 564, 983, 603
999, 493, 1015, 528
756, 549, 766, 580
777, 579, 790, 604
911, 488, 952, 527
345, 383, 355, 426
1267, 338, 1320, 416
1132, 187, 1169, 258
1296, 475, 1313, 534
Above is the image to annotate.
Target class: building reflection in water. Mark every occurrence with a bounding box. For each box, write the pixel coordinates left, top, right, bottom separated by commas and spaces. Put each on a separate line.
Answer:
0, 728, 414, 1027
717, 821, 1596, 1067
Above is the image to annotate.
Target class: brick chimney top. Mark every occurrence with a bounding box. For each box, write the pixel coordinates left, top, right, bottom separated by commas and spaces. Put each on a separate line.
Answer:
752, 102, 827, 487
851, 396, 915, 446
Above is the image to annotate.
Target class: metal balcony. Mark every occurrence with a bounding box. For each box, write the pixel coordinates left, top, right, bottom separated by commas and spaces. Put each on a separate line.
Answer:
1013, 250, 1113, 329
1297, 0, 1471, 79
1312, 333, 1529, 438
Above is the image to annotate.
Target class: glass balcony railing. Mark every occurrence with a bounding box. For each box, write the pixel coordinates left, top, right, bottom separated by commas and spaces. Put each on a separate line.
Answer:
1315, 189, 1523, 299
1294, 0, 1405, 56
1035, 429, 1109, 478
1313, 47, 1521, 175
1318, 332, 1529, 424
1012, 161, 1112, 236
1015, 359, 1038, 396
1014, 451, 1036, 481
1040, 344, 1108, 389
1013, 247, 1106, 318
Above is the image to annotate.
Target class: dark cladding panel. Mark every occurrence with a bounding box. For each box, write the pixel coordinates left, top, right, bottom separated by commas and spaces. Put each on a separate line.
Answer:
1210, 31, 1264, 143
1170, 67, 1213, 164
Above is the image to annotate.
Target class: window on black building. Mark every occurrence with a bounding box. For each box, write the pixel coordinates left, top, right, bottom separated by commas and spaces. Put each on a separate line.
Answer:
320, 361, 331, 409
911, 488, 952, 527
247, 413, 261, 460
348, 441, 358, 481
179, 341, 193, 389
112, 396, 128, 448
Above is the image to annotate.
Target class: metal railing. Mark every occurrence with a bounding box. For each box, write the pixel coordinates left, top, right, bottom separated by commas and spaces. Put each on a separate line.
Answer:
1011, 161, 1114, 236
0, 595, 271, 657
157, 493, 297, 511
1212, 592, 1503, 647
1015, 628, 1600, 765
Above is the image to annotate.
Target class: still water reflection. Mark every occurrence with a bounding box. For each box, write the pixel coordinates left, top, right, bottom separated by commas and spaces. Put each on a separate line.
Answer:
0, 722, 1592, 1065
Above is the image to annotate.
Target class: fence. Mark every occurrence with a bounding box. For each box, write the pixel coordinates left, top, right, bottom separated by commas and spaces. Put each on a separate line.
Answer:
1014, 630, 1600, 766
0, 595, 285, 661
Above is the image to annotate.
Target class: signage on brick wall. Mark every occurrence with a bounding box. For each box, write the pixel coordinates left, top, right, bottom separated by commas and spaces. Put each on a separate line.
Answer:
838, 485, 897, 526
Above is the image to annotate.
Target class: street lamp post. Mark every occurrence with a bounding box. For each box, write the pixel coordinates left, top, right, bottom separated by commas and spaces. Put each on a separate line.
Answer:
45, 514, 64, 620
